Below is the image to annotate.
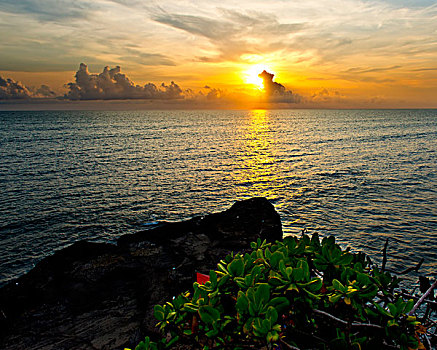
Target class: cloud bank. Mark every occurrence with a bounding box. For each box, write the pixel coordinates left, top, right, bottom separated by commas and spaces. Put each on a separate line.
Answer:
0, 76, 57, 100
3, 63, 392, 109
65, 63, 184, 100
0, 76, 32, 99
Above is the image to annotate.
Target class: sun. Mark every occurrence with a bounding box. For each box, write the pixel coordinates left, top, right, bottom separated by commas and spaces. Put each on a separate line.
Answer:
243, 64, 275, 90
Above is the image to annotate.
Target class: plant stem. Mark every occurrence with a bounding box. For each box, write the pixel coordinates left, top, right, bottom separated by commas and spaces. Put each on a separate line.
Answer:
279, 338, 301, 350
409, 279, 437, 316
313, 309, 383, 329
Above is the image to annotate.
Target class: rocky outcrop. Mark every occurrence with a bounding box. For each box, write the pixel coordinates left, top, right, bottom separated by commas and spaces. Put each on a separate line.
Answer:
0, 197, 282, 350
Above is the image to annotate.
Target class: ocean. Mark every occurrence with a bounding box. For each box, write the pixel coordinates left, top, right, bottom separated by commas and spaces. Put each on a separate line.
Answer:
0, 109, 436, 286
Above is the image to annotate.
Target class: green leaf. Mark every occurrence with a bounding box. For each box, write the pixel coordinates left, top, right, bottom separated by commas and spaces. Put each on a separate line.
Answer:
287, 283, 299, 292
199, 306, 220, 325
217, 274, 230, 287
153, 305, 165, 321
266, 306, 278, 324
135, 341, 147, 350
332, 279, 347, 293
254, 283, 270, 309
337, 253, 353, 266
217, 262, 228, 274
270, 251, 285, 269
374, 303, 394, 318
297, 278, 322, 292
209, 270, 217, 286
387, 319, 399, 327
236, 292, 249, 314
228, 258, 244, 277
329, 293, 342, 303
404, 299, 415, 314
297, 259, 310, 281
234, 277, 246, 289
354, 262, 364, 273
311, 232, 321, 248
165, 335, 179, 348
267, 297, 290, 313
244, 273, 254, 287
303, 288, 321, 300
358, 284, 378, 299
292, 267, 304, 281
268, 276, 287, 287
181, 303, 199, 312
262, 318, 271, 332
205, 329, 219, 337
265, 247, 272, 260
388, 303, 397, 317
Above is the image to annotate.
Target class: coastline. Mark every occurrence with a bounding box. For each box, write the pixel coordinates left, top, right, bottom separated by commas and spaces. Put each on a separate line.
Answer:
0, 197, 282, 350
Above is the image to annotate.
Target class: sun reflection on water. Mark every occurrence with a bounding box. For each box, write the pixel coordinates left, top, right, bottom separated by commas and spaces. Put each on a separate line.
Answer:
233, 109, 280, 200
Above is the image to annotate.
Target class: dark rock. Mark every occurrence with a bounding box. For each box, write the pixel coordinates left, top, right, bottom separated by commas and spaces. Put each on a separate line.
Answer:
0, 197, 282, 350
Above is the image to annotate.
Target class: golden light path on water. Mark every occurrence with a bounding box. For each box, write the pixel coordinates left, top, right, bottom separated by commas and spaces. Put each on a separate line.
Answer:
233, 109, 308, 231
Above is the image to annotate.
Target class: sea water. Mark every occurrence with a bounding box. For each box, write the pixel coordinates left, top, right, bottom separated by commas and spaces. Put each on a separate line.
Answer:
0, 109, 436, 286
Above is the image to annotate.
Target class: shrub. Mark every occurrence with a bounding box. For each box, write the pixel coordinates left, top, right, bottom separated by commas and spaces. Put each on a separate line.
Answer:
133, 234, 426, 349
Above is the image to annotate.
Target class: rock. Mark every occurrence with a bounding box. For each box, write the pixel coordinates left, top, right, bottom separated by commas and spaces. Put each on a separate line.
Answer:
0, 197, 282, 350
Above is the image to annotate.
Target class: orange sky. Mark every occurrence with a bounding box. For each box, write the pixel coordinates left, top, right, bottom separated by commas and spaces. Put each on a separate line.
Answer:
1, 0, 436, 108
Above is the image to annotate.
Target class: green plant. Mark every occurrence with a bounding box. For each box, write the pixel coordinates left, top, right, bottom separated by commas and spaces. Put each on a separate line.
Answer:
132, 234, 426, 349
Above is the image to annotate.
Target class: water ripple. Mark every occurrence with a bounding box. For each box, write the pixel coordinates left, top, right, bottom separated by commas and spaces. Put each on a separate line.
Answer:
0, 109, 436, 286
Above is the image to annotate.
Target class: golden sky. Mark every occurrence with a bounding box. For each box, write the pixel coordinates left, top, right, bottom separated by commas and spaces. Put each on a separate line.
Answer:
1, 0, 436, 108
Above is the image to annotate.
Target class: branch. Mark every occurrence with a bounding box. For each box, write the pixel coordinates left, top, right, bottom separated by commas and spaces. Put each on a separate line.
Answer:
279, 338, 301, 350
399, 258, 424, 275
382, 238, 389, 272
313, 309, 383, 329
399, 292, 437, 308
386, 258, 424, 276
409, 279, 437, 316
424, 334, 431, 350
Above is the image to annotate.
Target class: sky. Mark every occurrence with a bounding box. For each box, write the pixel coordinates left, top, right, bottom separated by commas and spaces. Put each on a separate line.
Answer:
0, 0, 436, 109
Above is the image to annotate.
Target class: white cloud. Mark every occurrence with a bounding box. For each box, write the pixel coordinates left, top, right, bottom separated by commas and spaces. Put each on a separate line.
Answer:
65, 63, 184, 100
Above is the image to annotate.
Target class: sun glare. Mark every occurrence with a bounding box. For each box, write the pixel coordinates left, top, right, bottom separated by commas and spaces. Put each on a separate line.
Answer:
243, 64, 275, 90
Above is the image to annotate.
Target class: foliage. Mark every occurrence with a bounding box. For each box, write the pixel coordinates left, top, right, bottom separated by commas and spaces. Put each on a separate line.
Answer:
132, 234, 428, 350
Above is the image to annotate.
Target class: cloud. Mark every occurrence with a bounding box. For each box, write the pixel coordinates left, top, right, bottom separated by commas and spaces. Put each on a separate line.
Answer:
258, 70, 302, 103
153, 9, 305, 62
0, 0, 96, 21
0, 76, 59, 100
0, 76, 32, 99
412, 67, 437, 72
344, 65, 402, 74
32, 85, 56, 98
310, 88, 345, 103
118, 49, 176, 67
65, 63, 184, 100
0, 0, 98, 22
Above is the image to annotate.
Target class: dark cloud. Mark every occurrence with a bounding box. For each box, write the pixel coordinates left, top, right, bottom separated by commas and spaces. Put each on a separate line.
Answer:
310, 88, 344, 103
0, 76, 59, 100
258, 70, 301, 103
33, 85, 56, 98
65, 63, 184, 100
411, 67, 437, 72
0, 76, 32, 100
345, 65, 402, 74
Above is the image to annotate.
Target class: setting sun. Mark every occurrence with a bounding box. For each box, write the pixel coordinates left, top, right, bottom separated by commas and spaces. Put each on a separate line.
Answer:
243, 64, 275, 90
